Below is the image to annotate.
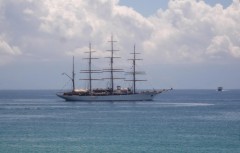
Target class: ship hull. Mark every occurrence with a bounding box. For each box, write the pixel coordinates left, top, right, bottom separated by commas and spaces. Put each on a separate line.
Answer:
56, 92, 159, 101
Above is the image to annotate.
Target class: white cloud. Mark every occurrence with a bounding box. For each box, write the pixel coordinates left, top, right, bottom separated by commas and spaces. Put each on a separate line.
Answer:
0, 38, 21, 56
206, 35, 238, 59
37, 0, 152, 48
0, 36, 22, 65
144, 0, 240, 63
0, 0, 239, 66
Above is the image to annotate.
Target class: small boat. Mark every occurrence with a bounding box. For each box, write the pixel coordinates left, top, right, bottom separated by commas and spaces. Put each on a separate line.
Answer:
217, 87, 223, 92
57, 36, 165, 101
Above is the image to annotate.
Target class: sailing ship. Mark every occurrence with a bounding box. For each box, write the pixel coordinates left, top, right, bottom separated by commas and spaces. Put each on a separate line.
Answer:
57, 36, 164, 101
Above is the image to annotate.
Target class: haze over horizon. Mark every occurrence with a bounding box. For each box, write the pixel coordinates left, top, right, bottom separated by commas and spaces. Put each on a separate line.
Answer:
0, 0, 240, 90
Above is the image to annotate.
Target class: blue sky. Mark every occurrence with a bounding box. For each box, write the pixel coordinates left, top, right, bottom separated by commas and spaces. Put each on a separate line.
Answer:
119, 0, 233, 16
0, 0, 239, 90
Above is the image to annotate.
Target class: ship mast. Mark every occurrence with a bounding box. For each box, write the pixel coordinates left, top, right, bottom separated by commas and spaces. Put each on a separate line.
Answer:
133, 45, 137, 93
62, 56, 76, 92
81, 43, 101, 94
104, 35, 124, 94
72, 56, 75, 92
110, 35, 115, 92
126, 45, 146, 94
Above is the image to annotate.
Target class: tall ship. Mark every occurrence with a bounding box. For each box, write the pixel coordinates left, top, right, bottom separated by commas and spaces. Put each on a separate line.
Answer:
57, 36, 164, 101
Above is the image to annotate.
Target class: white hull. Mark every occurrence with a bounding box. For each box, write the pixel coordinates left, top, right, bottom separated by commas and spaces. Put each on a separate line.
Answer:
57, 92, 159, 101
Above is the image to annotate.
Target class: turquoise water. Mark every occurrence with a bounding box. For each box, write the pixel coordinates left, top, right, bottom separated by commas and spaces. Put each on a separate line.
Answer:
0, 90, 240, 153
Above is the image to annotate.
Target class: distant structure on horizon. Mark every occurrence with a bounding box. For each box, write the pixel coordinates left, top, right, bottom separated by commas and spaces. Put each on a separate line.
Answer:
217, 87, 223, 92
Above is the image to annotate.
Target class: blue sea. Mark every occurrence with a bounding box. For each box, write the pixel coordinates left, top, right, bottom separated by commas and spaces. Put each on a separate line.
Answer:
0, 90, 240, 153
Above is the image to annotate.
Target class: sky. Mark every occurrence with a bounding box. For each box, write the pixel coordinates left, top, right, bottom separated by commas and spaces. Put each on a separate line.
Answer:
119, 0, 233, 16
0, 0, 240, 90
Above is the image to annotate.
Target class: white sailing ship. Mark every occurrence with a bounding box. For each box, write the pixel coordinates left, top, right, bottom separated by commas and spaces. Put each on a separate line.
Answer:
57, 36, 164, 101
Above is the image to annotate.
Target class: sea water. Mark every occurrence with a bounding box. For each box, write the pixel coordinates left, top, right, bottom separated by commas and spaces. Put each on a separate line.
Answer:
0, 90, 240, 153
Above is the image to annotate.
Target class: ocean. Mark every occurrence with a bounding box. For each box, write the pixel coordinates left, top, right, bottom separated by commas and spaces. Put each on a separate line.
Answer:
0, 89, 240, 153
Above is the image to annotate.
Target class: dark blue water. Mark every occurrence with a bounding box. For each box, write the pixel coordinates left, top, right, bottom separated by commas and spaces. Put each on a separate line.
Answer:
0, 90, 240, 153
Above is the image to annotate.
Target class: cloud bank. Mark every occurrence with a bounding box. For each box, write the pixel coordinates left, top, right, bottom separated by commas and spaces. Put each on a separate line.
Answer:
0, 0, 239, 65
145, 0, 240, 63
